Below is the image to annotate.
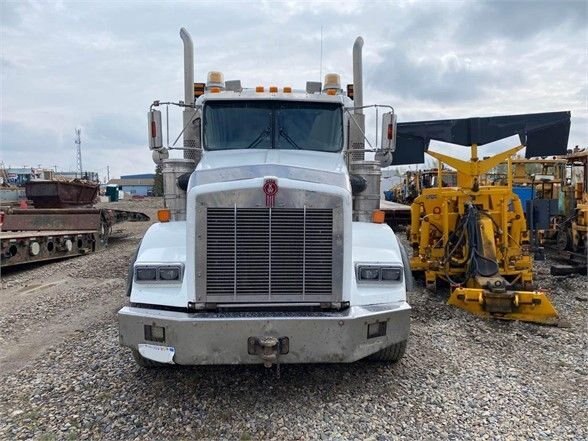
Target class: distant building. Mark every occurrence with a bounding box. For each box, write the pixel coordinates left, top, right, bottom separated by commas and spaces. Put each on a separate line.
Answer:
6, 167, 54, 185
55, 171, 99, 182
4, 168, 99, 186
108, 173, 155, 196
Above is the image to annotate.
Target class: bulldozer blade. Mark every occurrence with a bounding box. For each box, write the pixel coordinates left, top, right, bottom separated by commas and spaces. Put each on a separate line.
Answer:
448, 287, 559, 325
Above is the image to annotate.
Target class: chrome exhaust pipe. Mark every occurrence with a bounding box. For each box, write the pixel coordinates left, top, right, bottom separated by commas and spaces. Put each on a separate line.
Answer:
180, 28, 194, 106
352, 37, 364, 112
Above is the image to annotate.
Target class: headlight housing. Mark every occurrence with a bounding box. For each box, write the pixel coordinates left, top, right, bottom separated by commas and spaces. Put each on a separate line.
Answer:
134, 264, 184, 283
356, 264, 403, 283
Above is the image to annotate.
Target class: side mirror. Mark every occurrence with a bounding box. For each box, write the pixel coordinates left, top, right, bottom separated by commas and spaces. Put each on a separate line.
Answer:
381, 111, 397, 153
148, 110, 163, 150
378, 111, 397, 167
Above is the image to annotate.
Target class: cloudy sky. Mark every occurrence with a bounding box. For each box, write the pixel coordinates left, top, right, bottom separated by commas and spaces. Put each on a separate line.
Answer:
1, 0, 586, 181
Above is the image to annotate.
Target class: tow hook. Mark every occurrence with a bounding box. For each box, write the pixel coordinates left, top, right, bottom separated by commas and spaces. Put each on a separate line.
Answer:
248, 336, 289, 368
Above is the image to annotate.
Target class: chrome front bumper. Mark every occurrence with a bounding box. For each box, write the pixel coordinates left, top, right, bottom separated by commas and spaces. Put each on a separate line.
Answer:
118, 302, 410, 365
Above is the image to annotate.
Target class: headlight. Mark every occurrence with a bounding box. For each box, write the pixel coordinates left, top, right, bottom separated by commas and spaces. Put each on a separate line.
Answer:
356, 265, 403, 283
136, 267, 157, 281
159, 267, 180, 281
381, 267, 402, 281
359, 267, 380, 281
134, 264, 183, 283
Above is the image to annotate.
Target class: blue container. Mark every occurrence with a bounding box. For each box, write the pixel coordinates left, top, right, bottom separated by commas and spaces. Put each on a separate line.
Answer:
383, 190, 394, 202
513, 186, 534, 213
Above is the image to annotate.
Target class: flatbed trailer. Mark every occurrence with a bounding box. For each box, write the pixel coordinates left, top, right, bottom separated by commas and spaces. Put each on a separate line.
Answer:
0, 208, 149, 268
380, 199, 411, 228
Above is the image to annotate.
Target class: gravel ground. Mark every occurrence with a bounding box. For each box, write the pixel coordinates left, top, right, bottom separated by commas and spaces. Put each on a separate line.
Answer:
0, 199, 586, 440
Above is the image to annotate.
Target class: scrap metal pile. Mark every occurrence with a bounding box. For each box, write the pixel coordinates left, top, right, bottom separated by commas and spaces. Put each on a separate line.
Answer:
0, 180, 149, 268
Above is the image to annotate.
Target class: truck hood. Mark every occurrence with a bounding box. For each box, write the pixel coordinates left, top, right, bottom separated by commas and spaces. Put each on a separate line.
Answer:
191, 149, 350, 190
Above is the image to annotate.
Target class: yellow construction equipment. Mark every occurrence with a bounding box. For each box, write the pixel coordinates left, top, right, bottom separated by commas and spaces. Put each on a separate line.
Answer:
388, 167, 457, 205
557, 149, 588, 254
408, 143, 559, 325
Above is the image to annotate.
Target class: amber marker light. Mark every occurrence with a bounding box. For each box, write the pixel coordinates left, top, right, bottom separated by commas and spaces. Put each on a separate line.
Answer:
372, 210, 385, 224
346, 84, 354, 99
209, 87, 221, 93
194, 82, 205, 98
283, 86, 292, 93
256, 86, 265, 92
326, 89, 337, 95
157, 209, 171, 223
269, 86, 278, 93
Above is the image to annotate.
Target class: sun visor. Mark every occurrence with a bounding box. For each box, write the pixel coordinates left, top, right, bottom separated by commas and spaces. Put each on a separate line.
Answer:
393, 111, 571, 165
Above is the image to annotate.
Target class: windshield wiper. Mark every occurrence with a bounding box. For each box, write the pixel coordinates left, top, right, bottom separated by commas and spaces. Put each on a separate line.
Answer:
279, 128, 302, 150
246, 127, 271, 149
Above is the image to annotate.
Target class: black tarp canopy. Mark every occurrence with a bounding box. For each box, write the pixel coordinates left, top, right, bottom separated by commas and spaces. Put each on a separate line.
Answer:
392, 111, 571, 166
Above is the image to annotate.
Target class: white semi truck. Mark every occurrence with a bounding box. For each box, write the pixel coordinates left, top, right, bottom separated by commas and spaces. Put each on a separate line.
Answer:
118, 29, 411, 368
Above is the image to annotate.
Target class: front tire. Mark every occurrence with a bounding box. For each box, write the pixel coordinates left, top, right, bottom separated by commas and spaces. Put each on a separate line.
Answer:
368, 340, 407, 363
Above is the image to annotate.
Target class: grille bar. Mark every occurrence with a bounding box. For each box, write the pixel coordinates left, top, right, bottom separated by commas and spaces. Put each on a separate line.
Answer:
206, 207, 333, 301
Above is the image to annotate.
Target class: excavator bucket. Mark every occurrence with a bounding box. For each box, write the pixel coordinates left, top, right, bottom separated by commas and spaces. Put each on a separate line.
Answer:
448, 287, 559, 325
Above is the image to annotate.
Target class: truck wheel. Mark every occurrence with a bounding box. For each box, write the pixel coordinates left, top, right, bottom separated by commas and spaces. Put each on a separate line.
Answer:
556, 228, 572, 251
131, 349, 166, 368
368, 340, 407, 363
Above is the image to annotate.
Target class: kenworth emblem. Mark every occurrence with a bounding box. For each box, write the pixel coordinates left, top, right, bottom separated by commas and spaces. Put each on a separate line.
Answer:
263, 178, 278, 207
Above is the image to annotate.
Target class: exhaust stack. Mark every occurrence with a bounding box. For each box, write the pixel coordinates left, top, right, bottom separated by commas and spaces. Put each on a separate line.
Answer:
350, 36, 380, 222
180, 28, 194, 107
350, 37, 366, 162
179, 28, 200, 163
352, 37, 364, 111
160, 28, 199, 222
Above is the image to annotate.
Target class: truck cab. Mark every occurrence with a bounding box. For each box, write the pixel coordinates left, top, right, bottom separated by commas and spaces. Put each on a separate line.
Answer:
118, 29, 411, 367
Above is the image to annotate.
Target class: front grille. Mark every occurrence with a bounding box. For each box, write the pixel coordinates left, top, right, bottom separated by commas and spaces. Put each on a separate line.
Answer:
206, 207, 333, 300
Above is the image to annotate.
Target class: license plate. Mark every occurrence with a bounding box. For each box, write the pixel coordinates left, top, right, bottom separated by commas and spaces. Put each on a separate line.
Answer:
138, 343, 175, 364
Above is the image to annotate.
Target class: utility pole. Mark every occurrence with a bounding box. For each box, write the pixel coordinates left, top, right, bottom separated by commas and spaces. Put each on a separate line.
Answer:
106, 165, 110, 182
74, 128, 83, 179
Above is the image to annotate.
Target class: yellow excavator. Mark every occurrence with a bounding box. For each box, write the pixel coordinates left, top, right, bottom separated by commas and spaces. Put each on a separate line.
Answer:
393, 111, 571, 325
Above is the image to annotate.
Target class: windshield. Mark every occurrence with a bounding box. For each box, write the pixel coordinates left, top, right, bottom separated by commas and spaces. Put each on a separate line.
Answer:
203, 100, 343, 152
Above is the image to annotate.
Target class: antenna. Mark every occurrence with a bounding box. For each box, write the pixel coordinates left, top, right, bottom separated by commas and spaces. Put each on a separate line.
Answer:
319, 26, 323, 82
74, 128, 83, 178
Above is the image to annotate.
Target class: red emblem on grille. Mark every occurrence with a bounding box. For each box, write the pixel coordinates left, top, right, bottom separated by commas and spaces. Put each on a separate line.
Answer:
263, 178, 278, 207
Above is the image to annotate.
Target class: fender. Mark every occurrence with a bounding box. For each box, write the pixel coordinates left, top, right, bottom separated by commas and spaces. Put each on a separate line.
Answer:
129, 222, 188, 308
351, 222, 408, 306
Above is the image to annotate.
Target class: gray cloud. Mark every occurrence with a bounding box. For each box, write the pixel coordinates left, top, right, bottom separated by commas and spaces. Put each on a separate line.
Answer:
0, 0, 586, 178
84, 114, 144, 148
0, 120, 62, 166
0, 1, 23, 28
455, 0, 587, 43
369, 45, 520, 103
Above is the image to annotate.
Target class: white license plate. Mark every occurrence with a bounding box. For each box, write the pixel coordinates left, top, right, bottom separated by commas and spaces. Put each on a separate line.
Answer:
138, 343, 175, 364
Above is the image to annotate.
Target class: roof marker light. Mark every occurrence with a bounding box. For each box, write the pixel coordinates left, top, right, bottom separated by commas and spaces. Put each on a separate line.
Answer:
347, 84, 354, 100
283, 86, 292, 93
206, 71, 225, 89
323, 73, 341, 92
256, 86, 265, 93
194, 82, 205, 97
269, 86, 278, 93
